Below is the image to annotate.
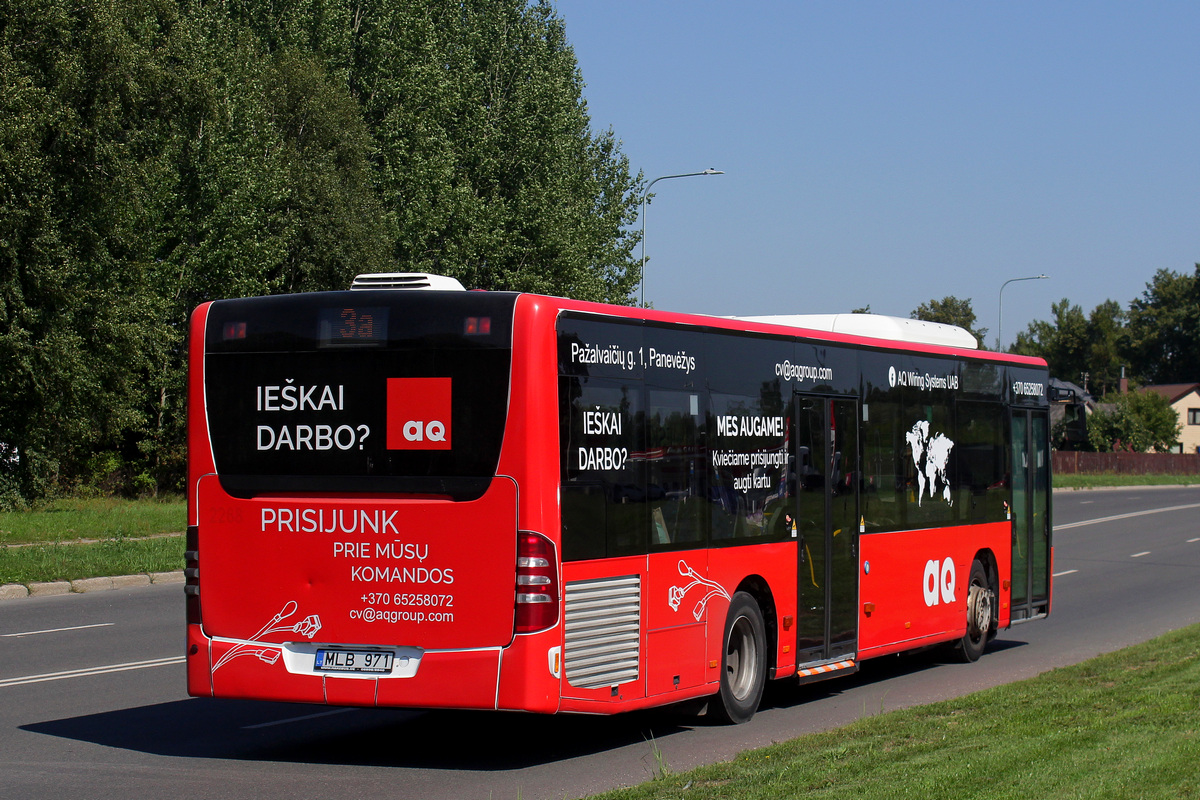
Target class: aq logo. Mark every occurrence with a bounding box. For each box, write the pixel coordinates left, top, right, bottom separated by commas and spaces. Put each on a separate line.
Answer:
922, 557, 957, 607
387, 378, 451, 450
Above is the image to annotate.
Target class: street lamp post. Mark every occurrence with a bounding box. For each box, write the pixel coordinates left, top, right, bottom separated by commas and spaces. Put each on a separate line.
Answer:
640, 169, 724, 308
998, 274, 1048, 352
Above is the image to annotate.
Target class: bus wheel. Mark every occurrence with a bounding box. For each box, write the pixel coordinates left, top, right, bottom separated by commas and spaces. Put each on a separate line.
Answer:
956, 559, 995, 663
710, 592, 766, 724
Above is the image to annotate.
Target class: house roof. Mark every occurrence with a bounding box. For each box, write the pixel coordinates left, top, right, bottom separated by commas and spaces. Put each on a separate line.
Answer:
1143, 383, 1200, 404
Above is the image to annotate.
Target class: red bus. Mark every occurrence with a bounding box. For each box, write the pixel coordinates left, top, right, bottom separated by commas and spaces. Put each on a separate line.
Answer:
186, 274, 1051, 723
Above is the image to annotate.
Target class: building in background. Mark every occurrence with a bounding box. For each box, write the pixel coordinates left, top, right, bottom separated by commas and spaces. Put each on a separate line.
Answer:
1144, 384, 1200, 454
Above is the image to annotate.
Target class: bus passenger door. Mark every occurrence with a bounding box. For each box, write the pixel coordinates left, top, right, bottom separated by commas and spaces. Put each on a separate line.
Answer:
793, 395, 860, 665
1010, 409, 1051, 621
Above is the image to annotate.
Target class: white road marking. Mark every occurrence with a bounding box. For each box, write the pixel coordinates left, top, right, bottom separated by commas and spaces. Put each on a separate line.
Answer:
242, 708, 356, 730
0, 656, 184, 688
1131, 551, 1151, 558
1053, 502, 1200, 531
1188, 538, 1200, 543
2, 622, 115, 638
1053, 569, 1078, 577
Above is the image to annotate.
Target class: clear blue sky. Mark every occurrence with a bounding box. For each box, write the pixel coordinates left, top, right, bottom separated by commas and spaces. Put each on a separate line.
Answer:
552, 0, 1199, 348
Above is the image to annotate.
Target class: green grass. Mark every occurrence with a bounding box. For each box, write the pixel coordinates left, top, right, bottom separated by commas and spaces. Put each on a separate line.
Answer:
1054, 473, 1200, 489
0, 496, 185, 545
593, 624, 1200, 800
0, 496, 185, 585
0, 535, 184, 584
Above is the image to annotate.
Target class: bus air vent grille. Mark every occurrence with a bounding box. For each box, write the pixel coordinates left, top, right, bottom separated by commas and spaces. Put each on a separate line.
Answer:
350, 272, 465, 291
563, 575, 641, 689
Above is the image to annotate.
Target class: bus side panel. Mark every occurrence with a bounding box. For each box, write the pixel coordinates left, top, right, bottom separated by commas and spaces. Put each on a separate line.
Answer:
557, 544, 798, 712
187, 302, 215, 529
645, 550, 711, 697
857, 522, 1010, 660
708, 542, 798, 680
559, 557, 648, 707
487, 296, 567, 715
501, 294, 561, 540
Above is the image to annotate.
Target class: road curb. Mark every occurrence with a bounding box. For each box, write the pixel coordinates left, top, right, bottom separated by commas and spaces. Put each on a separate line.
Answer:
0, 570, 184, 601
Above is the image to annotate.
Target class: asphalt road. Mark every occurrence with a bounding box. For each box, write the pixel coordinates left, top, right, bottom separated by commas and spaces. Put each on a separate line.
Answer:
1, 486, 1198, 800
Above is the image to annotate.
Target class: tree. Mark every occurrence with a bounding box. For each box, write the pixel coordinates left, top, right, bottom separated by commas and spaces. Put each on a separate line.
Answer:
910, 296, 988, 348
0, 0, 179, 503
227, 0, 644, 302
0, 0, 644, 504
1011, 298, 1128, 395
1012, 299, 1090, 386
1012, 268, 1200, 392
1086, 389, 1180, 453
1084, 299, 1127, 395
1124, 265, 1200, 385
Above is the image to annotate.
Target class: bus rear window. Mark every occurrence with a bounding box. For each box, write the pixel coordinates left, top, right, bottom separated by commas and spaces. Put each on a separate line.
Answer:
203, 292, 516, 499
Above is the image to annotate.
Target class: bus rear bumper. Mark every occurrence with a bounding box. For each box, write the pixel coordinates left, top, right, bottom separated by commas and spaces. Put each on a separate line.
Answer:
186, 624, 560, 712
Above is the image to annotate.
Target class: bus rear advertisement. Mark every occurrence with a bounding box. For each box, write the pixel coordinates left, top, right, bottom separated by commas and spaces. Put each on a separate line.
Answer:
186, 275, 1050, 723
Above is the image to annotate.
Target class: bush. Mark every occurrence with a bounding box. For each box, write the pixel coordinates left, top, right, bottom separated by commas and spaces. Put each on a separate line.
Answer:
0, 446, 60, 510
1087, 390, 1181, 452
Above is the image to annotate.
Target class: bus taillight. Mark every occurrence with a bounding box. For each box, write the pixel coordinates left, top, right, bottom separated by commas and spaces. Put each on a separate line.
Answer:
464, 316, 492, 335
515, 532, 559, 633
185, 525, 201, 624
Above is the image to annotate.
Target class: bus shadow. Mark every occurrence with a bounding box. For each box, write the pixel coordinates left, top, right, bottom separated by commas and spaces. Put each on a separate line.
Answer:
757, 636, 1030, 713
20, 697, 701, 770
22, 639, 1028, 769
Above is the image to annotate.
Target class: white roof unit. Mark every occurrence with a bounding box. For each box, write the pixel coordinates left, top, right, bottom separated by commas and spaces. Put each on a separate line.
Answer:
350, 273, 466, 291
733, 313, 979, 350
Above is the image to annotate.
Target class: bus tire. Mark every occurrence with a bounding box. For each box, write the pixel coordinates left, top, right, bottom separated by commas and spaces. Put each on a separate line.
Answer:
710, 592, 767, 724
955, 559, 995, 663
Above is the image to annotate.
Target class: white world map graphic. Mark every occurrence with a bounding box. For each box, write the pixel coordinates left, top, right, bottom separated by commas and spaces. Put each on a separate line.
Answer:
905, 420, 954, 506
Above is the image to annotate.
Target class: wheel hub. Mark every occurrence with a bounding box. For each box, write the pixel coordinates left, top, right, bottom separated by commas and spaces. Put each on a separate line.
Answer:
967, 581, 995, 639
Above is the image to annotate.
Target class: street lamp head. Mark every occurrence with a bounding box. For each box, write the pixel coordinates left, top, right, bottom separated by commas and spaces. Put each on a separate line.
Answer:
639, 169, 726, 307
997, 274, 1051, 352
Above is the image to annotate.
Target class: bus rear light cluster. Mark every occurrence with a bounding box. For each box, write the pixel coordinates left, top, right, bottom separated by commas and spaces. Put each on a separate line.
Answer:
464, 316, 492, 335
515, 532, 559, 633
185, 525, 201, 625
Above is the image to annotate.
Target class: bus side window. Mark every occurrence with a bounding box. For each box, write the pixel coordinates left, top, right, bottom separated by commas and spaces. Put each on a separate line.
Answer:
954, 402, 1007, 525
646, 390, 706, 548
710, 389, 789, 543
560, 377, 647, 560
562, 484, 607, 561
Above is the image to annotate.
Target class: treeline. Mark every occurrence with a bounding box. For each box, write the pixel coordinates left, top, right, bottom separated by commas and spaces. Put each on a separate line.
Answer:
0, 0, 643, 506
1012, 265, 1200, 394
1010, 266, 1200, 452
911, 265, 1200, 452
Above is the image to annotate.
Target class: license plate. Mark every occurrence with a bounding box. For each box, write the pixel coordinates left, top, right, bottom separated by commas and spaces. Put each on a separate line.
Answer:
314, 648, 394, 674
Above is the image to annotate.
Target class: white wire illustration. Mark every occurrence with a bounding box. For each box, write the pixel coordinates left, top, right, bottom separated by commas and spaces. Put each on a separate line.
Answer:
668, 560, 731, 621
212, 600, 322, 672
